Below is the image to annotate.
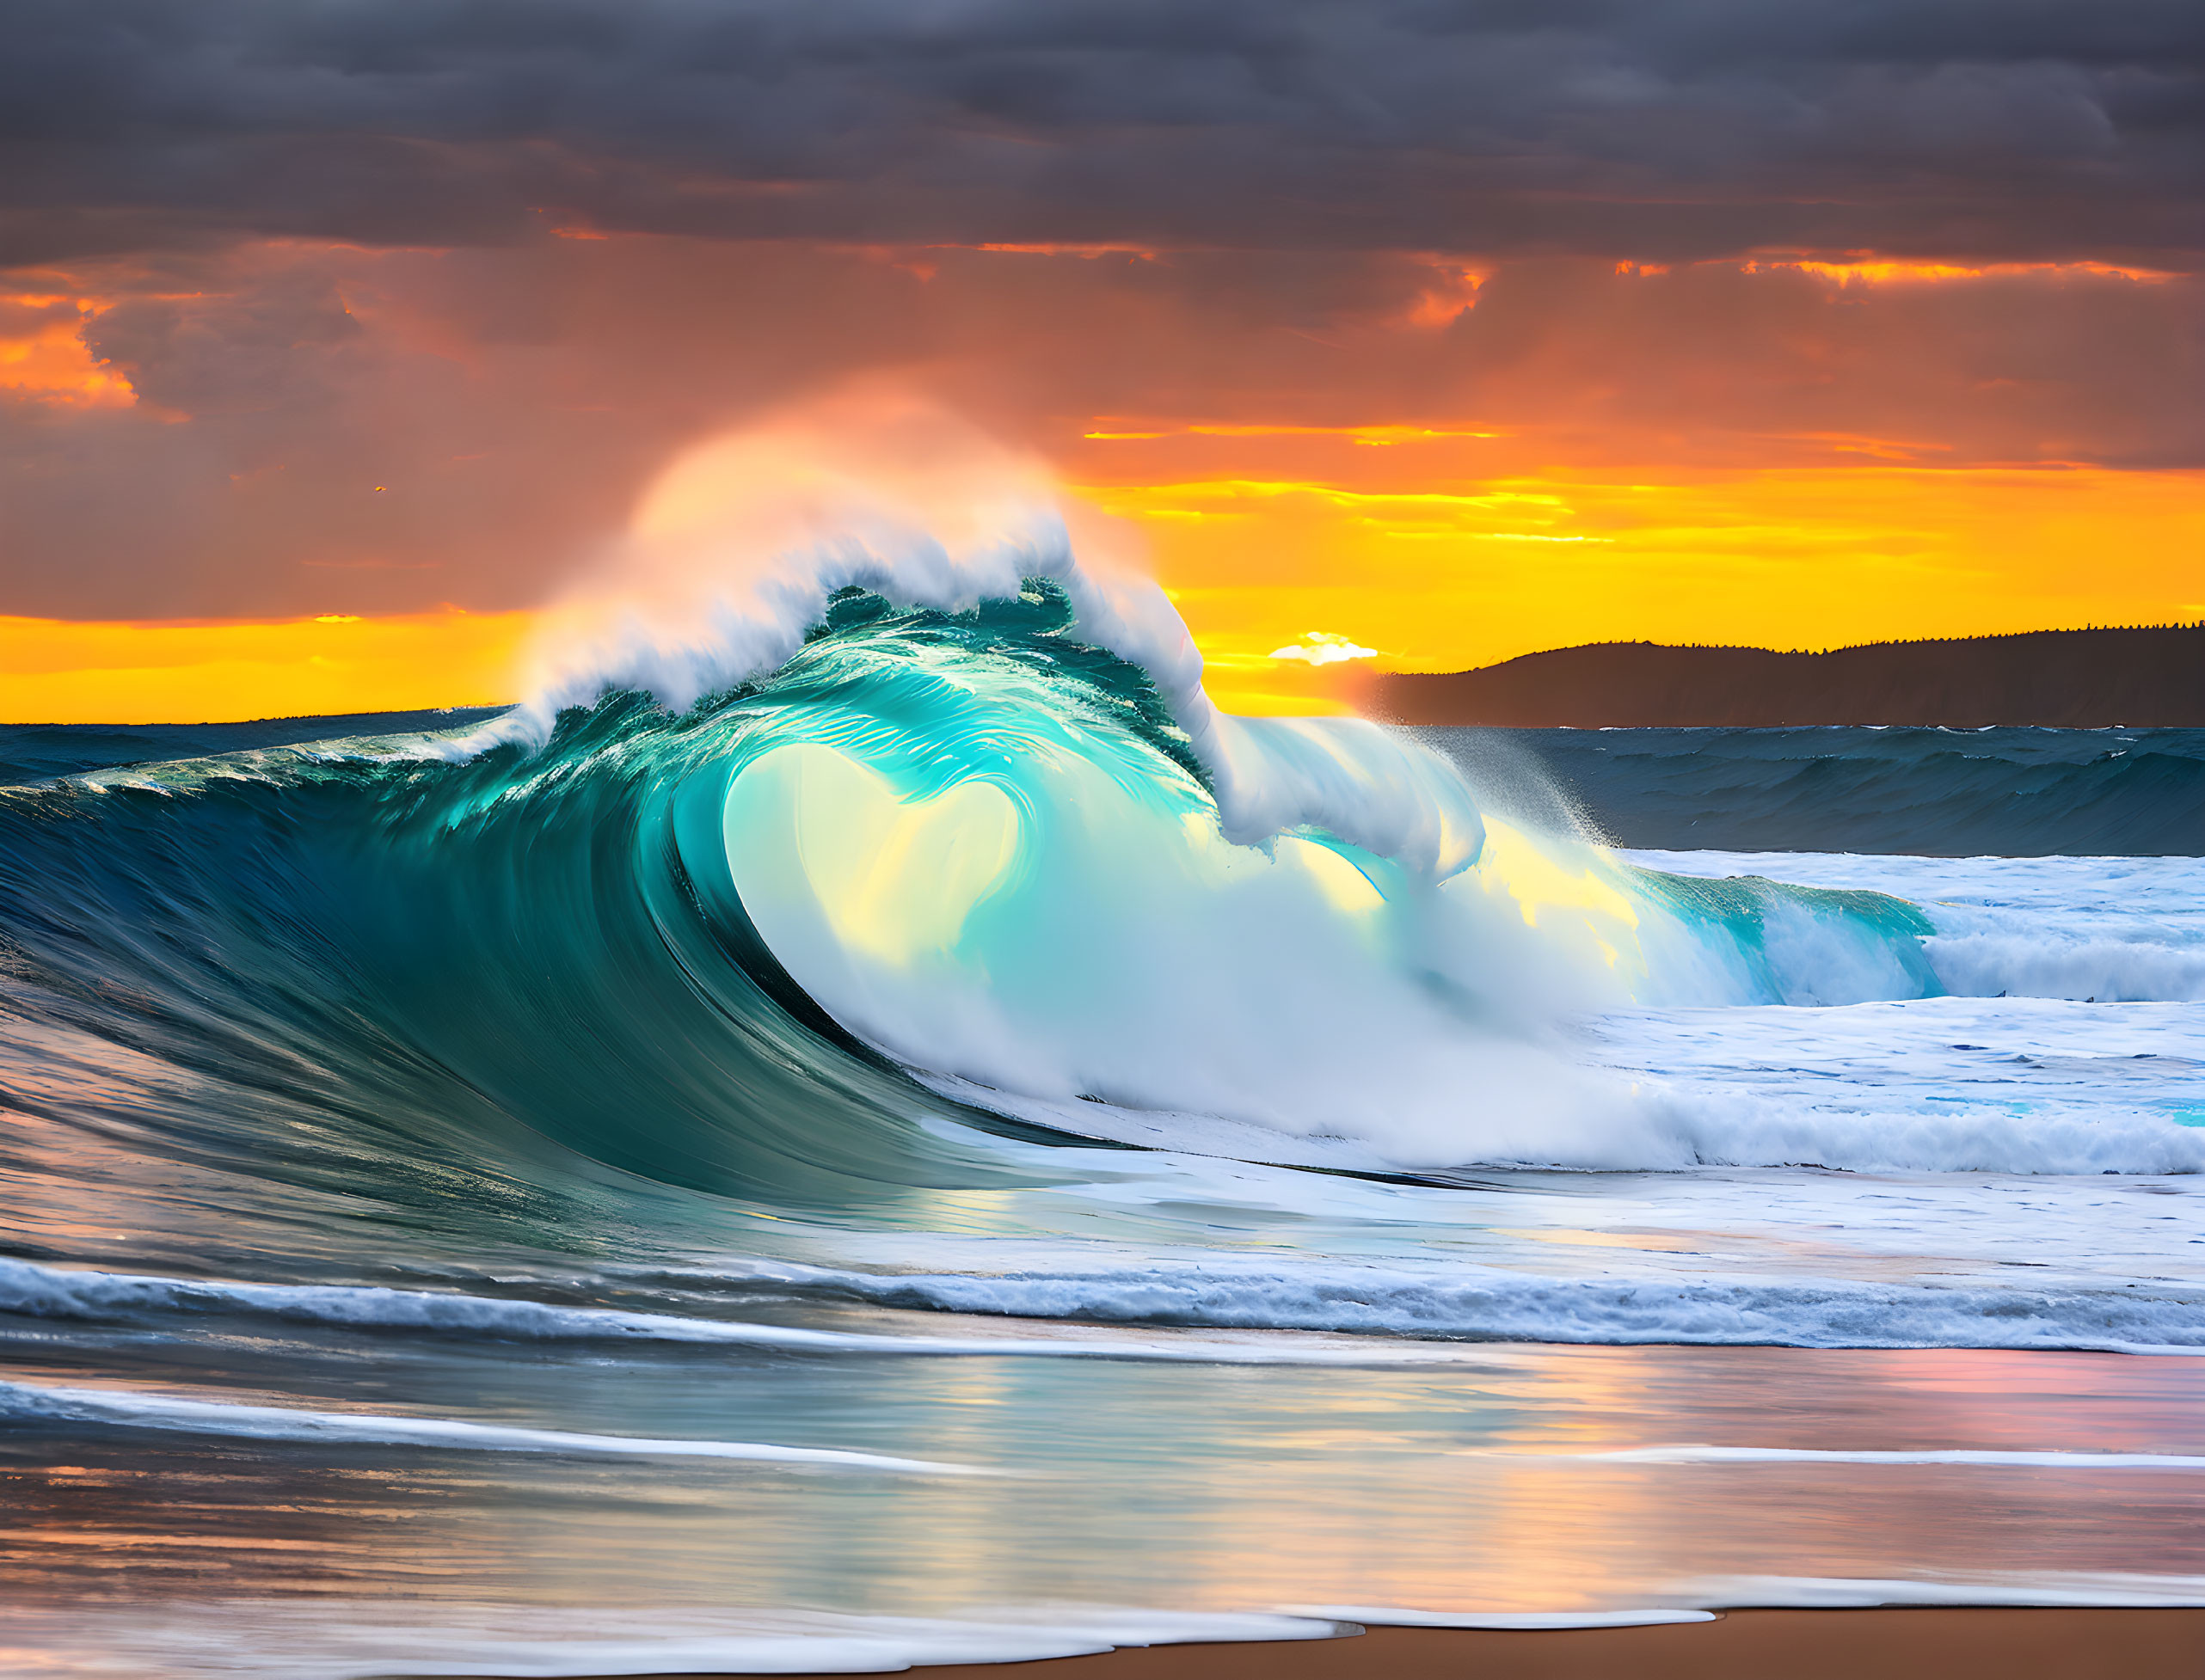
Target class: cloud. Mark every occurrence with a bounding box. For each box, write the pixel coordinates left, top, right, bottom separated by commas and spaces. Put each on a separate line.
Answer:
0, 2, 2198, 267
1, 235, 2197, 621
1270, 632, 1377, 665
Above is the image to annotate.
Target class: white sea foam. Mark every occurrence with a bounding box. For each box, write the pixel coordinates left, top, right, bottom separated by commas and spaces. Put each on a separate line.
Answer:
0, 1378, 981, 1474
0, 1257, 1501, 1367
0, 1255, 836, 1346
1631, 849, 2205, 1005
954, 1038, 2205, 1176
1927, 931, 2205, 1003
722, 737, 1626, 1173
1519, 1444, 2205, 1468
752, 1263, 2205, 1354
1288, 1606, 1716, 1628
1681, 1573, 2205, 1609
13, 1249, 2204, 1358
0, 1602, 1339, 1680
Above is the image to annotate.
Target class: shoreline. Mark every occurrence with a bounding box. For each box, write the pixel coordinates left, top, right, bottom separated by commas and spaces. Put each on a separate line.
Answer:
746, 1609, 2205, 1680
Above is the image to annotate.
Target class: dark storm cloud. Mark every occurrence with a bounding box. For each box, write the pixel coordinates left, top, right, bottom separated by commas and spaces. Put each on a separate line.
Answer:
2, 0, 2199, 265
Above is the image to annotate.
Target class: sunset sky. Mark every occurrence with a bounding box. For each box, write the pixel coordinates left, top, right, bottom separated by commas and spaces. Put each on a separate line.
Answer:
3, 4, 2201, 720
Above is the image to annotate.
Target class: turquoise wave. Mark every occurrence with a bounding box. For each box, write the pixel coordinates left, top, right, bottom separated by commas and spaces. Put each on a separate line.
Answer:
0, 582, 1949, 1242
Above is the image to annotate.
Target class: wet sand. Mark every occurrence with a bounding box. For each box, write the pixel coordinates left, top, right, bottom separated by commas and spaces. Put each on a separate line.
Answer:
727, 1608, 2205, 1680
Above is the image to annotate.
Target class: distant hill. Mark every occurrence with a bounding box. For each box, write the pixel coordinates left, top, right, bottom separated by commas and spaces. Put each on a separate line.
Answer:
1360, 625, 2205, 728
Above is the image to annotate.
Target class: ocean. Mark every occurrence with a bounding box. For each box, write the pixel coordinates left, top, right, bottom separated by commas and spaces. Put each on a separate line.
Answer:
3, 579, 2202, 1677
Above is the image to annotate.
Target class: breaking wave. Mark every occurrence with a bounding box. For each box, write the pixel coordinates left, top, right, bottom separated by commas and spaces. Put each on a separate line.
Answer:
2, 530, 2199, 1211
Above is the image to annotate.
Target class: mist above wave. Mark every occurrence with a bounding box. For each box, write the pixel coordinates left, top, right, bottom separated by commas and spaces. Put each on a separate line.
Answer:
500, 392, 1483, 880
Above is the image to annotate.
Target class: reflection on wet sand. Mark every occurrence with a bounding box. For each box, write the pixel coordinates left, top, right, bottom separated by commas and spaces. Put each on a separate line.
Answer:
5, 1341, 2202, 1625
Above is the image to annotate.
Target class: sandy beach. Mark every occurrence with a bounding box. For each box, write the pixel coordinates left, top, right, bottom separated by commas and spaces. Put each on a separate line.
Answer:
752, 1609, 2205, 1680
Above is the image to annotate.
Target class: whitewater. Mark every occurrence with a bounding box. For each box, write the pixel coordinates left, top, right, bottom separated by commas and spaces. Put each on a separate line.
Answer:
3, 432, 2202, 1675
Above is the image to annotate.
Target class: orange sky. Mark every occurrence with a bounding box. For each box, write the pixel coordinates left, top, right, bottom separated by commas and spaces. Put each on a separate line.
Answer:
3, 242, 2200, 721
0, 611, 529, 727
1089, 456, 2205, 712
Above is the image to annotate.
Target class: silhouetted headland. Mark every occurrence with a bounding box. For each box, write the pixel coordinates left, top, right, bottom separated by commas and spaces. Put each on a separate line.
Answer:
1361, 625, 2205, 727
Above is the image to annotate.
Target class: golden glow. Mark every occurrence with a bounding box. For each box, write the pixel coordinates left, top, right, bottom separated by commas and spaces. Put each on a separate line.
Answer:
1472, 818, 1642, 981
1747, 258, 2174, 285
966, 242, 1159, 260
1476, 819, 1639, 932
0, 611, 528, 724
1291, 837, 1387, 917
1074, 464, 2205, 712
1084, 424, 1503, 445
0, 296, 133, 405
1489, 1228, 1708, 1252
1088, 478, 1569, 513
753, 744, 1022, 967
11, 456, 2200, 726
1400, 259, 1489, 326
